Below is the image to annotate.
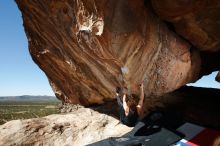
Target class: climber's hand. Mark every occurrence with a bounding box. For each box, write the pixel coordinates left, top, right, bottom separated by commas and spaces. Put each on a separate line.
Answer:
140, 82, 144, 90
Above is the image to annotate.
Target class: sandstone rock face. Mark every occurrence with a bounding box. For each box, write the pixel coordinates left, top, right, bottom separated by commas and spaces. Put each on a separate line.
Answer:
151, 0, 220, 52
16, 0, 202, 106
199, 51, 220, 77
0, 106, 132, 146
151, 0, 220, 79
216, 71, 220, 82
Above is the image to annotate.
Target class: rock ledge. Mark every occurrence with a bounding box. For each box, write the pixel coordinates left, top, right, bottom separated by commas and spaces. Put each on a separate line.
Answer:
0, 107, 132, 146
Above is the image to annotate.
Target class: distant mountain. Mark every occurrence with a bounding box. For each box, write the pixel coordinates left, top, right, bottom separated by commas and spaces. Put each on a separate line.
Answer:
0, 95, 59, 101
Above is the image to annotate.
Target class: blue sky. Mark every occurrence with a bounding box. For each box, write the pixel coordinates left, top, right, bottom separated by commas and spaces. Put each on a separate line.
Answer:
0, 1, 219, 96
188, 71, 220, 89
0, 1, 54, 96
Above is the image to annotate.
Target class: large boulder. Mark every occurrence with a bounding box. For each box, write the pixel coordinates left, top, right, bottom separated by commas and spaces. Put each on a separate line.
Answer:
16, 0, 201, 108
216, 71, 220, 82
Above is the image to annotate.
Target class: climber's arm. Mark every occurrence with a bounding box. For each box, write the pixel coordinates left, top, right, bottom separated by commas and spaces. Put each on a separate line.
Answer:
123, 94, 129, 116
137, 83, 144, 115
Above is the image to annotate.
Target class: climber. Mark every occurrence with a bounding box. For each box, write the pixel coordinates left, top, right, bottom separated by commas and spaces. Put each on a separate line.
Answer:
116, 84, 183, 136
116, 83, 145, 127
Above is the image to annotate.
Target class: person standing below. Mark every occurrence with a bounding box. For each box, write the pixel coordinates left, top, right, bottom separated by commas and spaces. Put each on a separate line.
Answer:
116, 83, 145, 127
